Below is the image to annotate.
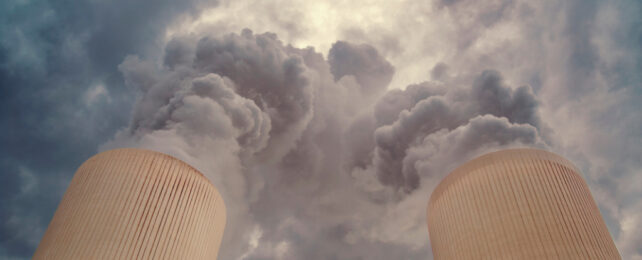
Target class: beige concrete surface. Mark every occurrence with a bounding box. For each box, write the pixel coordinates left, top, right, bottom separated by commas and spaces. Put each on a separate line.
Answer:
427, 148, 620, 259
33, 148, 226, 259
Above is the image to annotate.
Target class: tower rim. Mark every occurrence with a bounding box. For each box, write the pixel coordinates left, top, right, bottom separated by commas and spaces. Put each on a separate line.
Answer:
428, 148, 581, 207
80, 148, 226, 209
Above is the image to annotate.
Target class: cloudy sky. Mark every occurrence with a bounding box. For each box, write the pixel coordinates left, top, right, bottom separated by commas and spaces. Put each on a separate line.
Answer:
1, 0, 641, 259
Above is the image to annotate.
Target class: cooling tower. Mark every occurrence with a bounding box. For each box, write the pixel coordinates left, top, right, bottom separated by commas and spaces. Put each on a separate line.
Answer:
427, 148, 620, 259
33, 148, 226, 259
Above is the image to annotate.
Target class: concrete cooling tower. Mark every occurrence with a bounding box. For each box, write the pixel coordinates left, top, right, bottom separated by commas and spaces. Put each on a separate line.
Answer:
33, 148, 226, 259
427, 148, 620, 259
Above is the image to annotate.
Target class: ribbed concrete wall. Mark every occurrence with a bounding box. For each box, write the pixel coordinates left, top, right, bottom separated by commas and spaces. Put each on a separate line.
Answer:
427, 148, 620, 259
33, 148, 226, 259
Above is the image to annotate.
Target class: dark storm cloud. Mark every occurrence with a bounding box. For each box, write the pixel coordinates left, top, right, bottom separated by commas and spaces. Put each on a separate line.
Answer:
0, 0, 217, 258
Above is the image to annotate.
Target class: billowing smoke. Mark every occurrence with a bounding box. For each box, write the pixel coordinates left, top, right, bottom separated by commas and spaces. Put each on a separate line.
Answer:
104, 29, 547, 259
371, 70, 544, 192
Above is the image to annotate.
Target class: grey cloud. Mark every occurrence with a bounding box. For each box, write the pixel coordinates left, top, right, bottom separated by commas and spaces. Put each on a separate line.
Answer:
374, 82, 447, 127
617, 201, 642, 259
461, 0, 516, 25
339, 27, 403, 58
430, 62, 449, 81
563, 0, 600, 96
469, 70, 541, 127
404, 115, 545, 182
328, 41, 395, 94
370, 69, 544, 192
436, 0, 517, 50
163, 36, 198, 70
374, 97, 459, 191
118, 56, 272, 155
194, 29, 314, 159
344, 113, 377, 169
